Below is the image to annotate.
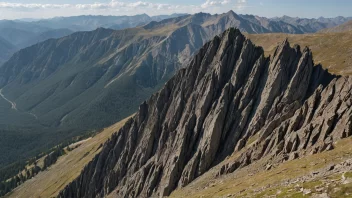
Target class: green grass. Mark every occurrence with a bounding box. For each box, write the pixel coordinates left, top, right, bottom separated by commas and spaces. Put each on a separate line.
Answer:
344, 172, 352, 178
246, 133, 259, 147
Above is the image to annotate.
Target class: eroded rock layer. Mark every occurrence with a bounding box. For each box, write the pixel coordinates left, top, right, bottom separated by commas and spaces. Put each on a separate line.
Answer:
58, 28, 349, 198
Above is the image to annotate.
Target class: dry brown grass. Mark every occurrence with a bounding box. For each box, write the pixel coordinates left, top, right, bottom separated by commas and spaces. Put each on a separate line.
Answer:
170, 137, 352, 198
246, 32, 352, 75
6, 116, 132, 198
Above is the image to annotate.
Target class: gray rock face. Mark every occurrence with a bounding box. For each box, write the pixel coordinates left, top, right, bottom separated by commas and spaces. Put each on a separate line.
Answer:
58, 28, 348, 198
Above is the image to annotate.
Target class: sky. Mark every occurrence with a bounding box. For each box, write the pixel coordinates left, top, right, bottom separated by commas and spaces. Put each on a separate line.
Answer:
0, 0, 351, 20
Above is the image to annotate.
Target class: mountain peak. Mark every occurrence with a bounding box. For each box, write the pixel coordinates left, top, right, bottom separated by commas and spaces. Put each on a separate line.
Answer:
58, 28, 343, 198
224, 10, 240, 18
226, 10, 237, 15
137, 13, 150, 17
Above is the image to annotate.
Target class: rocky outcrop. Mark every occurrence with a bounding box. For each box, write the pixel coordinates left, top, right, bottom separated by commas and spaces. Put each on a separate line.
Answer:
58, 28, 349, 198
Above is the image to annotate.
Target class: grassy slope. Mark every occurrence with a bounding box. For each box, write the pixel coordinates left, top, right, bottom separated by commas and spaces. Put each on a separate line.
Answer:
6, 116, 132, 198
170, 137, 352, 198
246, 32, 352, 75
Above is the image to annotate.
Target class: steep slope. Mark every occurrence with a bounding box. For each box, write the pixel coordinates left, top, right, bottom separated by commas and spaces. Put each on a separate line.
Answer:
1, 11, 351, 171
0, 20, 210, 168
320, 20, 352, 33
0, 11, 301, 139
0, 26, 193, 131
58, 28, 352, 198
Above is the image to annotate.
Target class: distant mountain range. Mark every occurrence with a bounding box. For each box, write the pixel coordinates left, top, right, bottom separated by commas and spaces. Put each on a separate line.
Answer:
0, 10, 351, 169
0, 12, 351, 65
34, 13, 187, 31
320, 20, 352, 33
0, 13, 187, 65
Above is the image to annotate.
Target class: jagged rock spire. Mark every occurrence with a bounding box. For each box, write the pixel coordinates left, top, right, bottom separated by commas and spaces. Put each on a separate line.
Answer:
59, 28, 343, 198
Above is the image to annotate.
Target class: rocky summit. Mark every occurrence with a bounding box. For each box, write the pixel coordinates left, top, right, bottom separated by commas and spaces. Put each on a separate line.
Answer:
59, 28, 352, 198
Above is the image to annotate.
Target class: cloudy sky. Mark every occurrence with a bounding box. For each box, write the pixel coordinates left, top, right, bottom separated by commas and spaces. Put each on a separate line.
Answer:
0, 0, 351, 20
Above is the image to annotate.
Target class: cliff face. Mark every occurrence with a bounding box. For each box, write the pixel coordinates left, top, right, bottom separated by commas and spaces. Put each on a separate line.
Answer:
59, 28, 351, 198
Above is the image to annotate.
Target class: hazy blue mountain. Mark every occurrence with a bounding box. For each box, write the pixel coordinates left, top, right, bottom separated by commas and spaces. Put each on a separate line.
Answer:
0, 14, 188, 64
32, 13, 188, 31
0, 36, 17, 66
151, 13, 189, 21
19, 28, 74, 48
270, 15, 352, 33
0, 28, 37, 47
0, 26, 74, 63
0, 20, 50, 33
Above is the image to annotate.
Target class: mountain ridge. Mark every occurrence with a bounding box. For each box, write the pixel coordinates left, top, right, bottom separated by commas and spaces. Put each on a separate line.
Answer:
0, 10, 352, 178
0, 12, 350, 65
0, 13, 188, 64
58, 28, 351, 198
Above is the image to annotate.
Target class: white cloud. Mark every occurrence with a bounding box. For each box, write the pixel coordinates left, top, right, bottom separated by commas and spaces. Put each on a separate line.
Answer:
0, 1, 179, 10
0, 2, 71, 9
201, 0, 231, 9
200, 0, 247, 10
234, 0, 248, 10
